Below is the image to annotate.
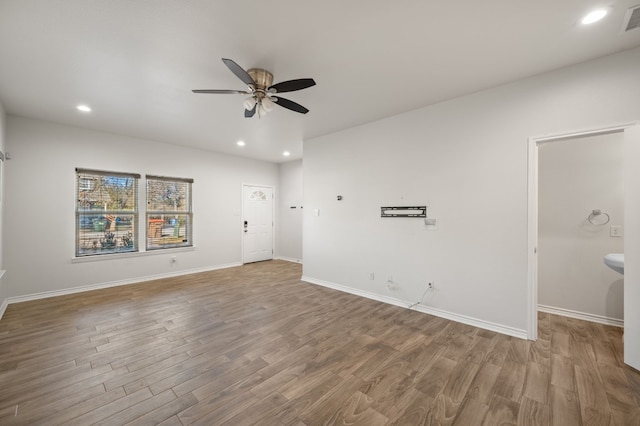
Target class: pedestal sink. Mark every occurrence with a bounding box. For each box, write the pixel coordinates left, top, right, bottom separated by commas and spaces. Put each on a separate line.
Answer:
604, 253, 624, 275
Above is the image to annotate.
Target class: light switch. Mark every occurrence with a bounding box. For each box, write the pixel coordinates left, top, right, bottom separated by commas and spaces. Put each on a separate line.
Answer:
610, 225, 622, 237
313, 209, 320, 217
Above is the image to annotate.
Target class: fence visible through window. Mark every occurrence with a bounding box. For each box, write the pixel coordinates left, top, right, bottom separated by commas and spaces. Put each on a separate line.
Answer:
146, 175, 193, 250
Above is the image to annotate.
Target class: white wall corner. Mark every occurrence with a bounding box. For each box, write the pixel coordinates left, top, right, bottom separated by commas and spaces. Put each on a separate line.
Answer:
275, 256, 302, 264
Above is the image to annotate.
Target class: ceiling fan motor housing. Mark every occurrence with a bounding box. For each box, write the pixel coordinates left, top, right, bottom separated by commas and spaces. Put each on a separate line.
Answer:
247, 68, 273, 91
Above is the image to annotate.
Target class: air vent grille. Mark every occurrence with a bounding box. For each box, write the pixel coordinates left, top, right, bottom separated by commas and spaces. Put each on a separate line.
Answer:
623, 4, 640, 32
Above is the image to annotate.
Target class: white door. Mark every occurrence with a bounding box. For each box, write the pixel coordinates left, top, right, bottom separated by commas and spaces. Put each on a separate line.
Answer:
243, 185, 273, 264
624, 125, 640, 370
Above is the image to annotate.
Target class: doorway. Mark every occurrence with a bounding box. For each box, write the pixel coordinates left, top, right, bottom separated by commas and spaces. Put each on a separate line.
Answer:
537, 131, 624, 324
242, 185, 274, 264
527, 123, 640, 370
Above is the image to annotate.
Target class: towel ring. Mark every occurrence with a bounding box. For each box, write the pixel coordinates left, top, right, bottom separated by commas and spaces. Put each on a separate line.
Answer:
588, 209, 610, 225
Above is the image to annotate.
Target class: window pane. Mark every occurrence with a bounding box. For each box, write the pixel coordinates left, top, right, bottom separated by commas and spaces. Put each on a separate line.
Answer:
77, 173, 137, 211
146, 213, 192, 250
146, 179, 190, 212
146, 176, 193, 251
77, 214, 137, 256
76, 170, 138, 257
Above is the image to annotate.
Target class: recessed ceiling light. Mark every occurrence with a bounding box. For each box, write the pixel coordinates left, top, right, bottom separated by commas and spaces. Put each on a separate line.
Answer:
76, 104, 92, 112
283, 151, 291, 157
237, 140, 246, 147
581, 9, 608, 25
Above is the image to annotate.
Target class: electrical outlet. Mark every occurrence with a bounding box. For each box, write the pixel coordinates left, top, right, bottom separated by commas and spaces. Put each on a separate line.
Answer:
425, 218, 438, 230
386, 276, 397, 291
171, 256, 177, 263
428, 282, 433, 289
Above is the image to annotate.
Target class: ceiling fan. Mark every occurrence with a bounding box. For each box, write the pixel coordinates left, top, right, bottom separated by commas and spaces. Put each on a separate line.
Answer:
192, 58, 316, 118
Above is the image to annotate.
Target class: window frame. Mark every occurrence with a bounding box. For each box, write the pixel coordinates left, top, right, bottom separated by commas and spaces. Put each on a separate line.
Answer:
145, 175, 193, 251
75, 168, 140, 257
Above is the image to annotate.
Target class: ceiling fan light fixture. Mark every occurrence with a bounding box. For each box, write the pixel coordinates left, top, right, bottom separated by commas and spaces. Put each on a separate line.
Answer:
243, 96, 257, 110
258, 102, 267, 117
261, 96, 275, 112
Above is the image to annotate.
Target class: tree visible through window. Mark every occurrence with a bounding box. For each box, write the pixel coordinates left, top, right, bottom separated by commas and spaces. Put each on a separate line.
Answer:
146, 175, 193, 250
76, 169, 139, 256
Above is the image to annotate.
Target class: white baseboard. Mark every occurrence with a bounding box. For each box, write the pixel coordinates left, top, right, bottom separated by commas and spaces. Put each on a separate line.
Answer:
3, 262, 242, 307
538, 304, 623, 328
301, 275, 528, 340
275, 256, 302, 264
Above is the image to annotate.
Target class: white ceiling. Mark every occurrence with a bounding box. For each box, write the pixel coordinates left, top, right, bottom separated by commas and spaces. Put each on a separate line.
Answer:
1, 1, 639, 163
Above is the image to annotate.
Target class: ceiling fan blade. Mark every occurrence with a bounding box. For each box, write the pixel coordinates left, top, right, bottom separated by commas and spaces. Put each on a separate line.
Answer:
269, 78, 316, 93
192, 89, 251, 94
222, 58, 255, 87
273, 96, 309, 114
245, 103, 257, 118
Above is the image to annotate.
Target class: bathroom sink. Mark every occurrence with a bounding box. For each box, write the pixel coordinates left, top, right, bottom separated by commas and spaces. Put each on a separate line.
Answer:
604, 253, 624, 275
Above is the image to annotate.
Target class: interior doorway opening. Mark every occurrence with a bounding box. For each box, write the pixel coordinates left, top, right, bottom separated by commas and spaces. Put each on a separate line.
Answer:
527, 123, 640, 369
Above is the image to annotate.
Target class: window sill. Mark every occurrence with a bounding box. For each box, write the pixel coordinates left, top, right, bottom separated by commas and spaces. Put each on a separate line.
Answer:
71, 246, 195, 263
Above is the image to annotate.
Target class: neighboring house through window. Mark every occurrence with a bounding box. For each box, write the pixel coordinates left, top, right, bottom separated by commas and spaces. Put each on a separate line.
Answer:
76, 169, 139, 256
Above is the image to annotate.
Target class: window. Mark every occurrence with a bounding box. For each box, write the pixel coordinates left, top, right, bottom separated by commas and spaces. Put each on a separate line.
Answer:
146, 175, 193, 250
76, 169, 139, 257
249, 190, 268, 200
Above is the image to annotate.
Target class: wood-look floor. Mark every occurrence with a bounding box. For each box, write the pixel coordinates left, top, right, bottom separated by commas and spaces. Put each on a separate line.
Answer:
0, 260, 639, 425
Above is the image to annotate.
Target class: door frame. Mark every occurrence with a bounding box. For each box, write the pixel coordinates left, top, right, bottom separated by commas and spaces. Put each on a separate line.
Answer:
241, 183, 275, 264
527, 122, 637, 341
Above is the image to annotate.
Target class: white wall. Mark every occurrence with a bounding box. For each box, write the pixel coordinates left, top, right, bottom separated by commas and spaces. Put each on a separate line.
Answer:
303, 47, 640, 336
277, 160, 303, 262
4, 116, 278, 298
538, 132, 624, 321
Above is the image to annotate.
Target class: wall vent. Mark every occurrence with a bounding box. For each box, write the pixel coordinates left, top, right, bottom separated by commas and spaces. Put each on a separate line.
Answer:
623, 4, 640, 32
